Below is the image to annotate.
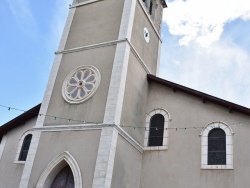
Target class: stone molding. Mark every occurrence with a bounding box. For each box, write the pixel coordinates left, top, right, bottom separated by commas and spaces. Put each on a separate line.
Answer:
144, 108, 171, 150
69, 0, 163, 44
70, 0, 103, 9
14, 131, 33, 164
19, 131, 41, 188
0, 134, 7, 161
116, 125, 143, 153
103, 0, 136, 125
92, 127, 118, 188
127, 40, 151, 74
55, 39, 127, 55
62, 65, 101, 104
156, 39, 162, 76
19, 7, 76, 188
103, 42, 131, 125
32, 124, 143, 153
200, 122, 234, 170
36, 151, 82, 188
55, 38, 151, 74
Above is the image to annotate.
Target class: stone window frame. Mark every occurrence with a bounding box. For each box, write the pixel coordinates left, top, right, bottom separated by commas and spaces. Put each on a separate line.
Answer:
0, 134, 7, 160
14, 131, 33, 164
144, 108, 170, 150
200, 122, 234, 169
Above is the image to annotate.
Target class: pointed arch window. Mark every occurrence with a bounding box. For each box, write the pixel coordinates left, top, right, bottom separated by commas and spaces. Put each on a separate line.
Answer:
18, 134, 32, 161
144, 109, 170, 150
201, 122, 233, 169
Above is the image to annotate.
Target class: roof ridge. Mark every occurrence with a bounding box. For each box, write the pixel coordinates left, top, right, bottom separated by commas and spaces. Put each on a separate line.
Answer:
147, 74, 250, 116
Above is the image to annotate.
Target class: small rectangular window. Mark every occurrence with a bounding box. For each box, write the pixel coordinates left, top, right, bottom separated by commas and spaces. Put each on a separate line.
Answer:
149, 1, 153, 15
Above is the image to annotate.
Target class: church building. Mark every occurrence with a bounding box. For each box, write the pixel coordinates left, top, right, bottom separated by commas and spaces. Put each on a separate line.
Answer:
1, 0, 250, 187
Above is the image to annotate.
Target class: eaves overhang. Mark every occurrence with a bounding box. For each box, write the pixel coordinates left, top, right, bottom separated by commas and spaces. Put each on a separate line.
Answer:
147, 74, 250, 116
0, 104, 41, 136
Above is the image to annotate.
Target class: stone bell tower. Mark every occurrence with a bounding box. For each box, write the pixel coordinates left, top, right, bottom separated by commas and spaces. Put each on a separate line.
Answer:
38, 0, 166, 127
19, 0, 167, 187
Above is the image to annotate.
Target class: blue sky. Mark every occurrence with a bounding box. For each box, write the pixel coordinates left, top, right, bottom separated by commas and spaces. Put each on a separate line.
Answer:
0, 0, 250, 125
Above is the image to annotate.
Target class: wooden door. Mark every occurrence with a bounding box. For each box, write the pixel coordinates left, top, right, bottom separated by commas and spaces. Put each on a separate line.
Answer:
50, 165, 74, 188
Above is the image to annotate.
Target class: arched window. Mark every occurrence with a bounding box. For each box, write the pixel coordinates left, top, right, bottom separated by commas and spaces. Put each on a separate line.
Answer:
208, 128, 226, 165
18, 134, 32, 161
144, 109, 170, 150
200, 122, 233, 169
148, 114, 164, 146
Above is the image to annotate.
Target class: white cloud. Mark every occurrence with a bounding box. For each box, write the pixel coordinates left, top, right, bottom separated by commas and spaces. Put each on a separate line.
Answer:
163, 0, 250, 46
160, 0, 250, 108
159, 38, 250, 107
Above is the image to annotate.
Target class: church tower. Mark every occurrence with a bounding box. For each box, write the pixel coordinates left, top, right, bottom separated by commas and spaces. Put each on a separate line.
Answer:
19, 0, 167, 187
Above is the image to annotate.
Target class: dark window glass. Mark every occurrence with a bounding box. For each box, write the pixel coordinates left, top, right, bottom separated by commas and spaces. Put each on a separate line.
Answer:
208, 128, 226, 165
19, 134, 32, 161
51, 165, 74, 188
149, 1, 153, 15
148, 114, 164, 146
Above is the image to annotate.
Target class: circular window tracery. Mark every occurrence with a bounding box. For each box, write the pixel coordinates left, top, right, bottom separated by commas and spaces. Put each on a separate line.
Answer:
62, 65, 101, 104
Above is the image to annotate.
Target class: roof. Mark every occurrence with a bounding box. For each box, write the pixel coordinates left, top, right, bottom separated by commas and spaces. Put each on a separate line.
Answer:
147, 74, 250, 116
1, 74, 249, 136
161, 0, 167, 8
0, 104, 41, 137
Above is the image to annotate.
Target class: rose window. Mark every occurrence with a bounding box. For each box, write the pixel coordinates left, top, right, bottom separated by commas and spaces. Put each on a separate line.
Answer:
62, 66, 101, 104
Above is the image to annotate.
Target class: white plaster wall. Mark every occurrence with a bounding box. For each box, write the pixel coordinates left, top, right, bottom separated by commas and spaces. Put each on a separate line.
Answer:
140, 82, 250, 188
27, 129, 101, 188
0, 117, 37, 188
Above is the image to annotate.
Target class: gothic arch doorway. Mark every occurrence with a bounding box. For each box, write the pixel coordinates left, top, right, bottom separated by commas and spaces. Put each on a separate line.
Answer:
36, 151, 82, 188
50, 165, 74, 188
